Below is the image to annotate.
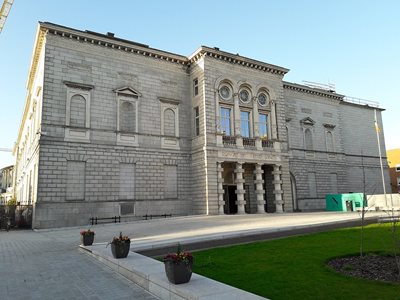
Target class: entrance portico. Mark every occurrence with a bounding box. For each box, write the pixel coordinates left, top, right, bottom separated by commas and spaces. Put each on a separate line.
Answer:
217, 161, 284, 215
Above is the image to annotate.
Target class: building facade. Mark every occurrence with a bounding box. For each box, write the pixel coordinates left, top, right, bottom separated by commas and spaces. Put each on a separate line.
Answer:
387, 149, 400, 193
0, 165, 14, 204
13, 22, 390, 228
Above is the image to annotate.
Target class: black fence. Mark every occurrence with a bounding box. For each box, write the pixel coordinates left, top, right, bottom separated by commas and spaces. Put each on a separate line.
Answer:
0, 205, 33, 230
89, 213, 173, 225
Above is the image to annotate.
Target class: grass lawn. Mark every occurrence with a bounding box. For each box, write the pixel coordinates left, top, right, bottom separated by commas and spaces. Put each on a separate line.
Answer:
192, 223, 400, 300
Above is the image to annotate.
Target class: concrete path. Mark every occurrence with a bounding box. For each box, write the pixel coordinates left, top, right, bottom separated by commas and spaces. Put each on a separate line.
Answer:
0, 211, 380, 299
0, 230, 158, 300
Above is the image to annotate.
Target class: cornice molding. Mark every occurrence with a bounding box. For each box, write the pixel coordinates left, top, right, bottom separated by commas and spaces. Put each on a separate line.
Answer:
189, 47, 289, 76
40, 22, 188, 66
283, 81, 344, 101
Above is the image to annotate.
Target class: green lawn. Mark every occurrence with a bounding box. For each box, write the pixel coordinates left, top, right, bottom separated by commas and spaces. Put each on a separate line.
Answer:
192, 224, 400, 300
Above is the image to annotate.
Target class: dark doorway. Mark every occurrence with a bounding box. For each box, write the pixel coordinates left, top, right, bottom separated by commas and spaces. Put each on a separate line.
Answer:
345, 201, 353, 212
223, 185, 238, 214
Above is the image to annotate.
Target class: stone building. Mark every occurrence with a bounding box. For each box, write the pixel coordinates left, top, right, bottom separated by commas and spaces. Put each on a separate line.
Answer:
13, 22, 390, 228
387, 149, 400, 193
0, 165, 14, 204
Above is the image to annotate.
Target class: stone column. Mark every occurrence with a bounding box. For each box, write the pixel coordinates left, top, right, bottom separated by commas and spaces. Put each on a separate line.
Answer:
272, 164, 284, 213
254, 163, 265, 213
234, 162, 246, 214
233, 94, 243, 148
217, 162, 225, 214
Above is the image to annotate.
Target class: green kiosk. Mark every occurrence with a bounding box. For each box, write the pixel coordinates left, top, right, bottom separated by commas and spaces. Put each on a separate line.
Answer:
326, 193, 365, 211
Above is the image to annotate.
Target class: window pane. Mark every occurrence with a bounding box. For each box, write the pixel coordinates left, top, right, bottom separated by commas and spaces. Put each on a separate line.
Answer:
259, 114, 268, 137
240, 111, 250, 137
220, 107, 231, 135
194, 107, 200, 136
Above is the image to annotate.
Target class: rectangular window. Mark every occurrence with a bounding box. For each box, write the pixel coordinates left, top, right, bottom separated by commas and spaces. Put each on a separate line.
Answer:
193, 78, 199, 96
240, 111, 250, 138
396, 165, 400, 172
194, 107, 200, 136
308, 172, 317, 198
119, 163, 135, 200
259, 113, 268, 138
164, 165, 178, 198
66, 161, 85, 200
220, 107, 231, 135
329, 173, 338, 194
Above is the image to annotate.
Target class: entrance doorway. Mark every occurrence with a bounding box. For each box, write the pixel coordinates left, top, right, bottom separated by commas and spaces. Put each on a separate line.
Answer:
223, 185, 237, 214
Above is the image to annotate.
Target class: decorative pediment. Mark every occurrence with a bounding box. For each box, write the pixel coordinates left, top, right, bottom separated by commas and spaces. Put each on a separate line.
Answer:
300, 117, 315, 126
323, 123, 336, 129
114, 86, 141, 97
64, 81, 94, 91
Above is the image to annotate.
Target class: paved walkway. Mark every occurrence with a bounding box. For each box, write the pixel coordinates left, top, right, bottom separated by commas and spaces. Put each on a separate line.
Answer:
0, 211, 380, 299
0, 230, 157, 300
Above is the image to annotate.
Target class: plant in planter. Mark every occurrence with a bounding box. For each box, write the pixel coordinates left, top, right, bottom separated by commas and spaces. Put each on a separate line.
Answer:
80, 229, 95, 246
163, 244, 194, 284
107, 232, 131, 259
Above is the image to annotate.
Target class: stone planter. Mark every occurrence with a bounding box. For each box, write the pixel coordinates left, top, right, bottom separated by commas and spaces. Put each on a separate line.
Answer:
164, 260, 193, 284
111, 241, 130, 259
81, 233, 94, 246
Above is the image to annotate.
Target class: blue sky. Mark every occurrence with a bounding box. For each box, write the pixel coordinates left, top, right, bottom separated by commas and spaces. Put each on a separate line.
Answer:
0, 0, 399, 168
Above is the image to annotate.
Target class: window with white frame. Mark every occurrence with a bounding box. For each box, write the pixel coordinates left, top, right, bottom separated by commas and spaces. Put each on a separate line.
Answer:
193, 78, 199, 96
160, 98, 180, 149
65, 82, 93, 142
396, 165, 400, 172
194, 106, 200, 136
115, 87, 141, 146
259, 113, 268, 138
220, 107, 232, 135
163, 109, 176, 136
240, 111, 251, 138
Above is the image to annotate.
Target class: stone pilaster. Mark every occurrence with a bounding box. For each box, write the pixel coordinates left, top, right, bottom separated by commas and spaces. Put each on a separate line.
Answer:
254, 163, 265, 213
217, 162, 225, 214
272, 164, 284, 213
234, 162, 246, 214
271, 101, 278, 140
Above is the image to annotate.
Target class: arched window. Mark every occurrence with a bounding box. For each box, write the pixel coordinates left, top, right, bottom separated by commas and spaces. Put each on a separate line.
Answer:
163, 108, 176, 136
326, 131, 334, 152
120, 101, 136, 132
304, 128, 313, 150
65, 82, 93, 143
70, 94, 86, 127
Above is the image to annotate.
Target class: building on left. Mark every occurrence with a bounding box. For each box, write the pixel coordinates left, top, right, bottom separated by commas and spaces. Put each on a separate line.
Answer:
0, 165, 14, 204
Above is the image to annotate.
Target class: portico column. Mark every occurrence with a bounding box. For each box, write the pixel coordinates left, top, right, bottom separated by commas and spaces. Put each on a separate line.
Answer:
272, 164, 284, 213
254, 163, 266, 213
234, 162, 246, 214
217, 162, 225, 214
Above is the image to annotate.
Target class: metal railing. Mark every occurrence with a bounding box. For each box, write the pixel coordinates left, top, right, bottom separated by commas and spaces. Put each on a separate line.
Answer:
262, 139, 274, 148
243, 137, 256, 148
223, 135, 236, 147
343, 96, 379, 108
